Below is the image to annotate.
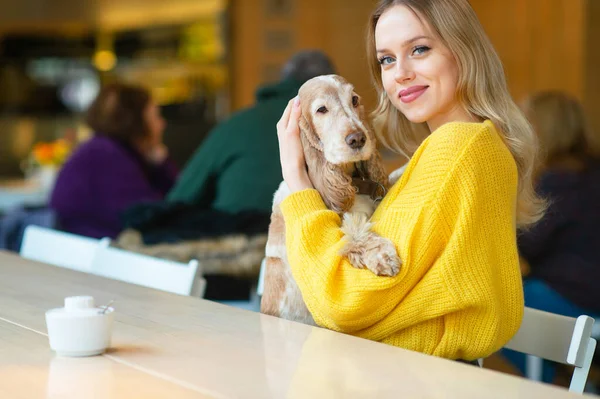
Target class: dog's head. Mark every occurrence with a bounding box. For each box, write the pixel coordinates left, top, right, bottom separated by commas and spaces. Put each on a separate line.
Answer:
298, 75, 375, 164
297, 75, 388, 213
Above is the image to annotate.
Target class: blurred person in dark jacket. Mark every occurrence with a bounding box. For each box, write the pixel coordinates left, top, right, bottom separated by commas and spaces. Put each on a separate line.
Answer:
50, 83, 177, 239
166, 50, 335, 214
504, 91, 600, 382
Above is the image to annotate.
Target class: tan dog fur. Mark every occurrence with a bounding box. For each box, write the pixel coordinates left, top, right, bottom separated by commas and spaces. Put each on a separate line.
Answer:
261, 75, 401, 325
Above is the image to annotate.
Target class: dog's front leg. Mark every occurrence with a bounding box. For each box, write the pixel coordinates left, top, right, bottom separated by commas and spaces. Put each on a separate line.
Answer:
339, 196, 401, 277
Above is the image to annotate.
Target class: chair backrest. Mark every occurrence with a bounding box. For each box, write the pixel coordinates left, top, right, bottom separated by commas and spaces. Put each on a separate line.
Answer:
20, 225, 104, 272
91, 245, 199, 296
257, 257, 266, 297
504, 307, 596, 393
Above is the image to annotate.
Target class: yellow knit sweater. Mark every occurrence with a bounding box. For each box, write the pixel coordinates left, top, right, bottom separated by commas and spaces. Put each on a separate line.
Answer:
280, 120, 524, 360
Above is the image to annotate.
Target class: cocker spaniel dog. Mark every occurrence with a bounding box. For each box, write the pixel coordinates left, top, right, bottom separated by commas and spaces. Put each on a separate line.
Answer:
261, 75, 401, 325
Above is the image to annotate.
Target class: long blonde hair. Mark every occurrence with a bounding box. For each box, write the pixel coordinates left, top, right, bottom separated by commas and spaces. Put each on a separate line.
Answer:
366, 0, 545, 228
523, 91, 600, 167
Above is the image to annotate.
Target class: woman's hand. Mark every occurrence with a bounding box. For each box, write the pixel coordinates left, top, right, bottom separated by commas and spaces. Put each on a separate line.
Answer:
277, 96, 313, 192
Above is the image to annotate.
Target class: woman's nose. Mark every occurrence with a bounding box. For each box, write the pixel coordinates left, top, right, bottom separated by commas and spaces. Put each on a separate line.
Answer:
394, 61, 415, 83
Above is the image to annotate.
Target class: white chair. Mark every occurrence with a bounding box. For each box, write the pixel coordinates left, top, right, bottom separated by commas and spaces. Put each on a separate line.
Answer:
591, 319, 600, 342
213, 257, 265, 312
20, 225, 108, 273
91, 245, 202, 296
257, 257, 267, 297
504, 307, 596, 393
191, 275, 207, 298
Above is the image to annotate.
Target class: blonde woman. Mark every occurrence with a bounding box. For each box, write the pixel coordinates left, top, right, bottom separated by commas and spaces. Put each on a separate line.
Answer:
505, 91, 600, 381
276, 0, 544, 363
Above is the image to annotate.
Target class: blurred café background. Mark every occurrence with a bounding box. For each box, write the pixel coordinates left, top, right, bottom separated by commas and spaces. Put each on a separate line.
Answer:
2, 0, 598, 184
1, 0, 600, 389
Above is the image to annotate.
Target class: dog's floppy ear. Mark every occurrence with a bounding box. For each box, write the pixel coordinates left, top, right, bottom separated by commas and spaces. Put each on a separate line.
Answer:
302, 141, 354, 213
365, 150, 389, 188
299, 112, 355, 213
316, 162, 355, 213
360, 120, 389, 188
299, 115, 322, 151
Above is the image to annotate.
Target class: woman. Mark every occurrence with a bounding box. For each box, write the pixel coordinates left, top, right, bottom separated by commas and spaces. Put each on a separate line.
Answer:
505, 91, 600, 380
50, 83, 177, 239
276, 0, 545, 362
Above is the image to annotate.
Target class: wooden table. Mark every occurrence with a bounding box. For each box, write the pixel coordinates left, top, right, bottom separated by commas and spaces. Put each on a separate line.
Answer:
0, 251, 590, 398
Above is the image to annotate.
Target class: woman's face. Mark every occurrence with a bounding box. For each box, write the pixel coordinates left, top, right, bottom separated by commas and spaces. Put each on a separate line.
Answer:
145, 101, 166, 144
375, 5, 472, 131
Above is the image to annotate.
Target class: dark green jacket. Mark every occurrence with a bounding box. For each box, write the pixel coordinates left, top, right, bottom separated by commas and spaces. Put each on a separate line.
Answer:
167, 79, 301, 213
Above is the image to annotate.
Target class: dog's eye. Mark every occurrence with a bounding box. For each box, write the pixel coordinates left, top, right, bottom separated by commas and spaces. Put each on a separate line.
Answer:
352, 95, 360, 107
317, 106, 328, 114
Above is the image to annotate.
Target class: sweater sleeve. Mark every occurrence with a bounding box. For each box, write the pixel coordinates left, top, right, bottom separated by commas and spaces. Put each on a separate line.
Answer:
280, 189, 406, 332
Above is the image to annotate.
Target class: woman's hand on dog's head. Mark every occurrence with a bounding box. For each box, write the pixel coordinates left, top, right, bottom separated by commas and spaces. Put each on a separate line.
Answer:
277, 96, 314, 193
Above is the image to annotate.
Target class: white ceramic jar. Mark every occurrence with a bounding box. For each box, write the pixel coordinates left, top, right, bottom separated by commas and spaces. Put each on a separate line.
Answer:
45, 296, 114, 357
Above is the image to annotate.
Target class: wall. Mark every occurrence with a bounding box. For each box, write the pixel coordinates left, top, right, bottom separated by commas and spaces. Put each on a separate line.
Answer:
470, 0, 585, 103
0, 0, 224, 33
298, 0, 380, 113
584, 0, 600, 135
228, 0, 262, 111
472, 0, 600, 135
228, 0, 378, 112
229, 0, 600, 133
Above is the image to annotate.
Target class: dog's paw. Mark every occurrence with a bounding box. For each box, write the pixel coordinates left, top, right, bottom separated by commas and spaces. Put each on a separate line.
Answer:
362, 235, 401, 277
343, 234, 401, 277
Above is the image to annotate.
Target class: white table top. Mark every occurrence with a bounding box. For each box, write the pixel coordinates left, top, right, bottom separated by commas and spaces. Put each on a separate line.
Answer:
0, 251, 589, 398
0, 179, 49, 212
0, 321, 206, 399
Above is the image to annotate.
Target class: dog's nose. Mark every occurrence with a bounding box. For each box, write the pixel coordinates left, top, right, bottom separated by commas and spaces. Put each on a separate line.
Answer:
345, 132, 366, 149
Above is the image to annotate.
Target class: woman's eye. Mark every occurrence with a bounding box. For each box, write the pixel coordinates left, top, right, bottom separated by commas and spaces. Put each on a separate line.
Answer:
412, 45, 431, 56
378, 56, 394, 66
317, 106, 328, 114
352, 96, 360, 107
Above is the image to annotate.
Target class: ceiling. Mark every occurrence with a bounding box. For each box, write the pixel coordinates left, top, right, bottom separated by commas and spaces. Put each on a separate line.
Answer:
0, 0, 226, 35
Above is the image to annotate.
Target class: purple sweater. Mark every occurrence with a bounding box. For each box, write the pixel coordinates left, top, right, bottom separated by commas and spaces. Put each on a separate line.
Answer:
50, 135, 178, 239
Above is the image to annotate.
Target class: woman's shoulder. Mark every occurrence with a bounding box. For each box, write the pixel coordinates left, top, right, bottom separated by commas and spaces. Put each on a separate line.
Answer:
77, 135, 127, 153
68, 135, 134, 166
395, 121, 514, 202
418, 120, 514, 172
428, 120, 505, 152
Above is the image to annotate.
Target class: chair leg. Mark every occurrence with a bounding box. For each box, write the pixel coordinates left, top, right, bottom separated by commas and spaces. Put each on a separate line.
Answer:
569, 338, 597, 393
526, 355, 543, 381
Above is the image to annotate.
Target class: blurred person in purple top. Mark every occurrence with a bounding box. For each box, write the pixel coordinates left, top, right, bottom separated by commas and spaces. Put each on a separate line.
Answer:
50, 83, 178, 239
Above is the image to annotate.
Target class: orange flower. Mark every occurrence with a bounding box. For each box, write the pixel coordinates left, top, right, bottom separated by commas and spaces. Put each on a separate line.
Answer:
33, 143, 54, 165
31, 140, 73, 166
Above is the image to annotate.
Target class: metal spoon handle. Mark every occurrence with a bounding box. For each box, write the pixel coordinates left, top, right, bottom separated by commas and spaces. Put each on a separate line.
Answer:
100, 300, 114, 314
